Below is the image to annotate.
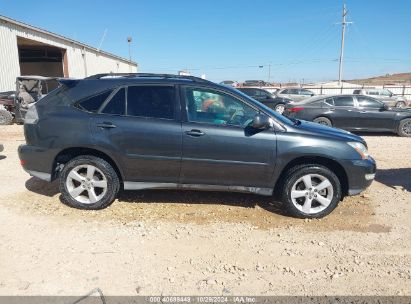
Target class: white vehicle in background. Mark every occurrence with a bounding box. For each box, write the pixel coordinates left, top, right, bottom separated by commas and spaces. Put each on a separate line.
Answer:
276, 87, 315, 102
353, 88, 409, 108
219, 80, 239, 87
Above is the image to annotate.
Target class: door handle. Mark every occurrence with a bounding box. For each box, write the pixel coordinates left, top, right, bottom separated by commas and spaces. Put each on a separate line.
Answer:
360, 111, 367, 113
97, 122, 117, 129
185, 129, 205, 137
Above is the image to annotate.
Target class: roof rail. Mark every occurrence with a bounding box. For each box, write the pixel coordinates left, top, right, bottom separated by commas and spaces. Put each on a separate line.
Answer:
85, 73, 213, 84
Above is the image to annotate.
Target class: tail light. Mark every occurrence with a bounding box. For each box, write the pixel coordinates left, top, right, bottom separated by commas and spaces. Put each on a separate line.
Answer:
289, 107, 304, 113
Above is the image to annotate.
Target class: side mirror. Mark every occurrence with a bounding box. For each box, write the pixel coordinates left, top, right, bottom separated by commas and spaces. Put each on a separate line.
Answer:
311, 93, 315, 96
381, 104, 390, 111
252, 114, 271, 129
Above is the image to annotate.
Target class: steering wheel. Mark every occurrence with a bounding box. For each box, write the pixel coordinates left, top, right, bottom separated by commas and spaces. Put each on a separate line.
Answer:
227, 109, 245, 125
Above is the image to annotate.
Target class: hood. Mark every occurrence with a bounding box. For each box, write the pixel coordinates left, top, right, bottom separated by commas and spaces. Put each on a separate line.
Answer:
290, 120, 365, 144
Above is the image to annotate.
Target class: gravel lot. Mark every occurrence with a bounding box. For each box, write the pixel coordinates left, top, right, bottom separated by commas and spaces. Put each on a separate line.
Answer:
0, 125, 410, 296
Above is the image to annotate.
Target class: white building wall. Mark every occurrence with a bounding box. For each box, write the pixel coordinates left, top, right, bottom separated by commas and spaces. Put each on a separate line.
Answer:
0, 18, 137, 91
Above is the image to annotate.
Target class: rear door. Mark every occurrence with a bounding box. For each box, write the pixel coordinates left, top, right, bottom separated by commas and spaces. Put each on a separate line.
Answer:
179, 85, 277, 189
355, 96, 396, 131
329, 96, 359, 129
289, 89, 302, 101
91, 85, 182, 184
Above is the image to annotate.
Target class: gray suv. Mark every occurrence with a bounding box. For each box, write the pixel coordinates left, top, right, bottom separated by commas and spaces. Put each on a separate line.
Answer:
353, 88, 409, 108
18, 73, 376, 218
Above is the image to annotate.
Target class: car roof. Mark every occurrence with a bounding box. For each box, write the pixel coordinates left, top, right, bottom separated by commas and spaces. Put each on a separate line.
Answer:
297, 94, 378, 104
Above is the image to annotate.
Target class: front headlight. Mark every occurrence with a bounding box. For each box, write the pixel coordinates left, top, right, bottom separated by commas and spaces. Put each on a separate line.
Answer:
348, 142, 369, 160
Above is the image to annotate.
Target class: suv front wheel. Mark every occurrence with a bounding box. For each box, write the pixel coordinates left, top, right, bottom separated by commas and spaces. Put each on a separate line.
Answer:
281, 164, 342, 218
59, 155, 120, 209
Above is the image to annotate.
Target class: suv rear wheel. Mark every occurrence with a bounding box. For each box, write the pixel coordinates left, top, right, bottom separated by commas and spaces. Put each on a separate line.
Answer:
395, 101, 406, 108
281, 164, 342, 218
59, 155, 119, 209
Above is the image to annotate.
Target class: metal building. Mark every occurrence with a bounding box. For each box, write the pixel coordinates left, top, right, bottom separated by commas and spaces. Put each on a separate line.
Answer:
0, 15, 138, 92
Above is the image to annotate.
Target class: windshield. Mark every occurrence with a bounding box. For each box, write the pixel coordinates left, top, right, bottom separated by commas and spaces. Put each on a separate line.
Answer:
232, 87, 294, 125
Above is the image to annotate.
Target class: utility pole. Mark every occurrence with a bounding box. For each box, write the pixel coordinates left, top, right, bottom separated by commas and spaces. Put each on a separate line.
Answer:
338, 4, 352, 85
268, 63, 271, 83
127, 36, 133, 72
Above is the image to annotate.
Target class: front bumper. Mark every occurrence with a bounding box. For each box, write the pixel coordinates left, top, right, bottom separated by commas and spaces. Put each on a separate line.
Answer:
340, 156, 377, 196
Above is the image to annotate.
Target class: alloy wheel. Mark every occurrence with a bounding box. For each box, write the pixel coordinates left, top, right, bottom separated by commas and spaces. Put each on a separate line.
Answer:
275, 104, 285, 114
290, 174, 334, 215
396, 102, 406, 108
66, 165, 108, 204
402, 121, 411, 136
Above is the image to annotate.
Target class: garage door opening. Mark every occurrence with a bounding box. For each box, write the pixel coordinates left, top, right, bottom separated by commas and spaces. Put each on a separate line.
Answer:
17, 36, 68, 78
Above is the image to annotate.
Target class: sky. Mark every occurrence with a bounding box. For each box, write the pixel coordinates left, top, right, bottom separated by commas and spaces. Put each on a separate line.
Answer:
1, 0, 411, 83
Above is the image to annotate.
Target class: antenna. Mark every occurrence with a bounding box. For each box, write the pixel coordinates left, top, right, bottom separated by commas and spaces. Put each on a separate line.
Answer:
97, 29, 108, 52
338, 4, 353, 85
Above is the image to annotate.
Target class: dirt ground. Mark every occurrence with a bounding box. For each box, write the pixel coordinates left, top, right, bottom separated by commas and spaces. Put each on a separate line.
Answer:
0, 125, 410, 296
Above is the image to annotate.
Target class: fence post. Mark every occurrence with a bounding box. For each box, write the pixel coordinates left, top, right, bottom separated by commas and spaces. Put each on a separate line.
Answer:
340, 84, 343, 94
320, 86, 323, 95
403, 85, 406, 97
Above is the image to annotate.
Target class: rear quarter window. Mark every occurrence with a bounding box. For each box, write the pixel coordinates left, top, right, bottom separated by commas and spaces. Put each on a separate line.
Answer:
77, 90, 113, 113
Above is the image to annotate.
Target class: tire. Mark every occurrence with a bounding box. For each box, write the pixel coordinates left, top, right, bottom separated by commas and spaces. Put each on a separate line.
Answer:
398, 118, 411, 137
274, 103, 286, 114
0, 108, 13, 125
313, 117, 332, 127
281, 164, 342, 218
395, 101, 406, 108
59, 155, 120, 210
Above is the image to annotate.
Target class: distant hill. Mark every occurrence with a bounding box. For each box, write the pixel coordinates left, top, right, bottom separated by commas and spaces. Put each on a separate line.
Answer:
348, 72, 411, 85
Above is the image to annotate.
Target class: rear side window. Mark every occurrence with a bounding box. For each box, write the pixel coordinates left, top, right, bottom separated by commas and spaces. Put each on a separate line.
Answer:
239, 88, 255, 95
78, 90, 112, 113
333, 96, 354, 107
300, 89, 313, 96
102, 88, 125, 115
127, 86, 175, 119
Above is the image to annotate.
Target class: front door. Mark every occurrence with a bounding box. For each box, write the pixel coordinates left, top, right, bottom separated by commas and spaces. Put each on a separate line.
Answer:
355, 96, 395, 131
180, 86, 277, 189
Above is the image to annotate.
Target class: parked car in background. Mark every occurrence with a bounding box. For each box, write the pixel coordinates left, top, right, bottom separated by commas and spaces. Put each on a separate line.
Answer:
237, 87, 291, 114
276, 88, 315, 102
18, 73, 376, 218
243, 80, 270, 87
285, 94, 411, 137
353, 88, 408, 108
220, 80, 239, 87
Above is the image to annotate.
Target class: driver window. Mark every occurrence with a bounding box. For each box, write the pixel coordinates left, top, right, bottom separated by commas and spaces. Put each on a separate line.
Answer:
357, 96, 382, 108
184, 87, 258, 127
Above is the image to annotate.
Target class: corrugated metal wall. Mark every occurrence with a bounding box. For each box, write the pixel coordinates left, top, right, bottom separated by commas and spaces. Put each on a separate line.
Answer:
0, 19, 137, 92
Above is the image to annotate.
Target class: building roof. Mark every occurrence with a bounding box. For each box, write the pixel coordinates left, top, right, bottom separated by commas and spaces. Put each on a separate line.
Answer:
0, 15, 137, 67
